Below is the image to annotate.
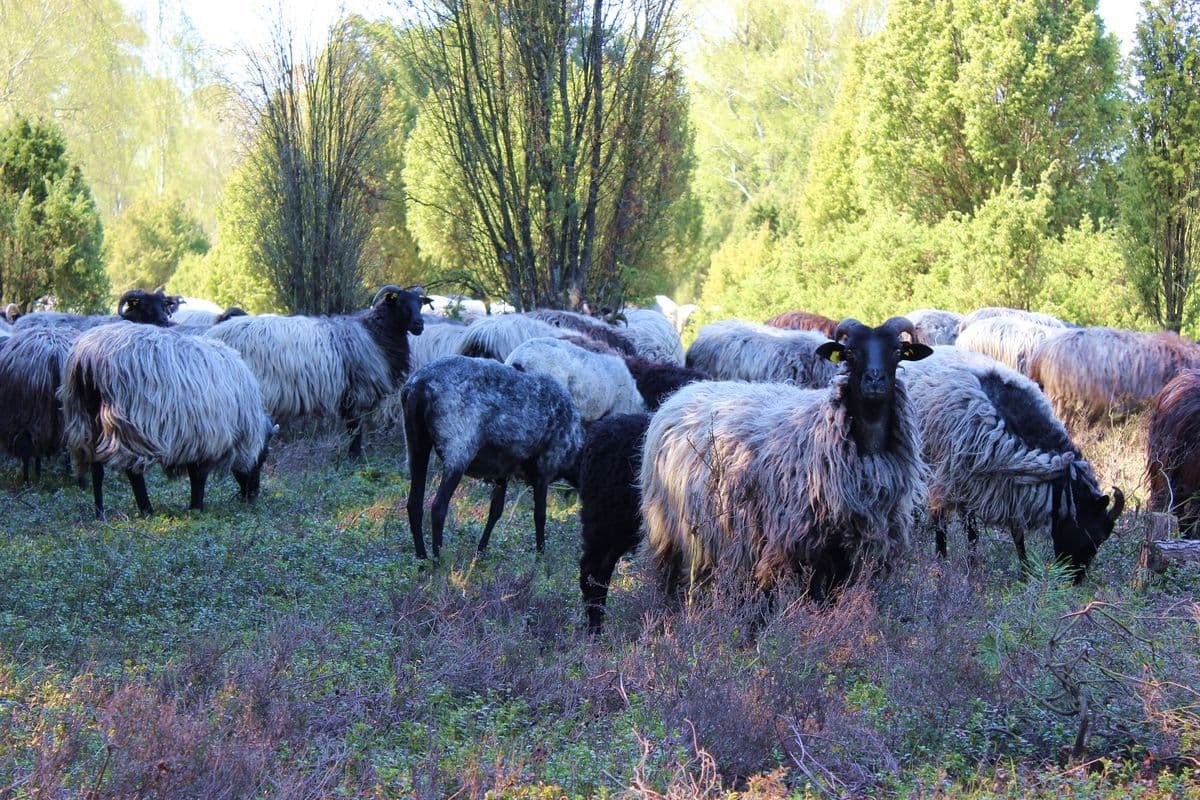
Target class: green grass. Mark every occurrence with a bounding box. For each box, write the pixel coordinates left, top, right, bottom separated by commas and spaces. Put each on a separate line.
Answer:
0, 421, 1198, 799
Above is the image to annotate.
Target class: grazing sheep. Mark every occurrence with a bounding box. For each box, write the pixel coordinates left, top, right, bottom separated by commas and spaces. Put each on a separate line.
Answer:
170, 308, 217, 326
1028, 328, 1200, 426
905, 308, 963, 346
60, 323, 276, 517
622, 309, 685, 365
642, 317, 932, 598
902, 347, 1124, 579
956, 316, 1063, 375
206, 286, 427, 457
765, 309, 839, 339
14, 289, 176, 331
402, 355, 584, 559
958, 307, 1070, 332
623, 357, 706, 410
505, 337, 644, 423
578, 412, 651, 632
0, 290, 176, 481
686, 319, 837, 388
1147, 370, 1200, 538
457, 313, 609, 362
526, 310, 638, 357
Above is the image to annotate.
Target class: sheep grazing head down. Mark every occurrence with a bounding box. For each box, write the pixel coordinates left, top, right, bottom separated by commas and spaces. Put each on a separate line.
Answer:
816, 316, 933, 454
1054, 476, 1124, 579
118, 289, 175, 326
372, 285, 431, 336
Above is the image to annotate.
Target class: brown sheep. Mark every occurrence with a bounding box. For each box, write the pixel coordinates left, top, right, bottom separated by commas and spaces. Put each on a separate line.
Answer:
1147, 369, 1200, 538
765, 310, 839, 339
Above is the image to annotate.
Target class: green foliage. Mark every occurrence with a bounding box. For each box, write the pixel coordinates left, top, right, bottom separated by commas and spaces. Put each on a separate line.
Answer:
1120, 0, 1200, 333
0, 117, 107, 312
104, 195, 209, 296
858, 0, 1121, 229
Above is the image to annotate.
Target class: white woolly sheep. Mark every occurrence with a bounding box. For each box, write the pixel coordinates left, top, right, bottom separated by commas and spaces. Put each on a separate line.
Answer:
1027, 327, 1200, 426
622, 309, 685, 365
686, 319, 837, 387
402, 355, 584, 558
457, 313, 611, 362
956, 316, 1063, 375
505, 337, 645, 424
652, 295, 698, 334
206, 286, 427, 457
526, 310, 638, 356
60, 322, 277, 517
958, 307, 1070, 332
14, 289, 176, 331
901, 347, 1124, 579
642, 317, 932, 598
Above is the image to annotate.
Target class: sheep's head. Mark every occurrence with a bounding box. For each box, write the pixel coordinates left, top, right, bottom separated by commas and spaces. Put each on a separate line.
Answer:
816, 316, 932, 453
1052, 480, 1124, 582
372, 285, 428, 335
216, 307, 247, 324
118, 289, 174, 327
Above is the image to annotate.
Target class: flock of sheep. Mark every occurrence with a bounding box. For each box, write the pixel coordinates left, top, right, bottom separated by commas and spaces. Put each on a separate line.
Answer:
1, 292, 1198, 632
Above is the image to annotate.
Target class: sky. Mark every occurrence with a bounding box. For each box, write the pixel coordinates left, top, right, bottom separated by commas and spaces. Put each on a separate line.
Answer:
120, 0, 1142, 66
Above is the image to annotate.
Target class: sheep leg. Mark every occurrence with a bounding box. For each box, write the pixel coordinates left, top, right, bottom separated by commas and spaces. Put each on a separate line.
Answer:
1013, 533, 1029, 572
965, 513, 980, 548
125, 470, 153, 516
580, 547, 622, 634
532, 475, 549, 553
932, 510, 949, 558
34, 457, 42, 480
405, 441, 432, 560
476, 478, 507, 553
91, 462, 105, 520
186, 464, 209, 511
21, 458, 30, 483
429, 467, 464, 559
346, 417, 364, 459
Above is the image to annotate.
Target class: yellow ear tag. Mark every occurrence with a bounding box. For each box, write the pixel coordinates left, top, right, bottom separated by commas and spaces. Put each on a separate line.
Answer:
829, 350, 842, 364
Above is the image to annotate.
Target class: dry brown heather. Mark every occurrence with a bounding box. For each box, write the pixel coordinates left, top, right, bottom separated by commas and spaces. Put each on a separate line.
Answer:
0, 414, 1197, 800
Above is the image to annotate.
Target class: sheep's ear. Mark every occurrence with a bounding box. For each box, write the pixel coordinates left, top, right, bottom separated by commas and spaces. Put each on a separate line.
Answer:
900, 343, 933, 361
816, 341, 845, 363
421, 295, 434, 307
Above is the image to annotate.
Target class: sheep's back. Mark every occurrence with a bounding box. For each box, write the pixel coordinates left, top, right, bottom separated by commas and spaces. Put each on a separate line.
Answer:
686, 320, 835, 387
207, 315, 345, 420
622, 309, 685, 365
62, 323, 269, 474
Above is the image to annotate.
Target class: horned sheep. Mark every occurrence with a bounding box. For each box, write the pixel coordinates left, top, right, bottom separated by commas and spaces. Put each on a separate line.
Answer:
1146, 370, 1200, 538
206, 286, 427, 457
902, 347, 1124, 579
0, 290, 176, 482
60, 322, 277, 517
1028, 328, 1200, 426
402, 356, 584, 559
642, 317, 932, 598
686, 319, 837, 388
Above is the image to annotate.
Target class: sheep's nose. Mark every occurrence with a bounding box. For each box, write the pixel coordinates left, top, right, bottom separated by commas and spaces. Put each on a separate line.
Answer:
861, 369, 888, 397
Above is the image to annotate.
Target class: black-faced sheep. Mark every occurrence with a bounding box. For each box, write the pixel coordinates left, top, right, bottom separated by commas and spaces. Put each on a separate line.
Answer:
1147, 369, 1200, 538
904, 308, 963, 346
902, 347, 1124, 580
686, 319, 837, 387
1027, 328, 1200, 426
956, 316, 1063, 375
642, 317, 932, 598
206, 286, 427, 457
623, 357, 706, 410
402, 355, 584, 559
505, 337, 644, 424
578, 412, 651, 632
14, 289, 176, 330
958, 307, 1069, 332
0, 290, 176, 482
765, 309, 839, 339
60, 323, 276, 517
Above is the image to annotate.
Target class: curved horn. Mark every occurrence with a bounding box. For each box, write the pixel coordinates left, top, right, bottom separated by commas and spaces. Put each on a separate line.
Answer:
881, 316, 918, 343
372, 284, 405, 306
834, 318, 869, 343
117, 290, 134, 318
1107, 487, 1125, 522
